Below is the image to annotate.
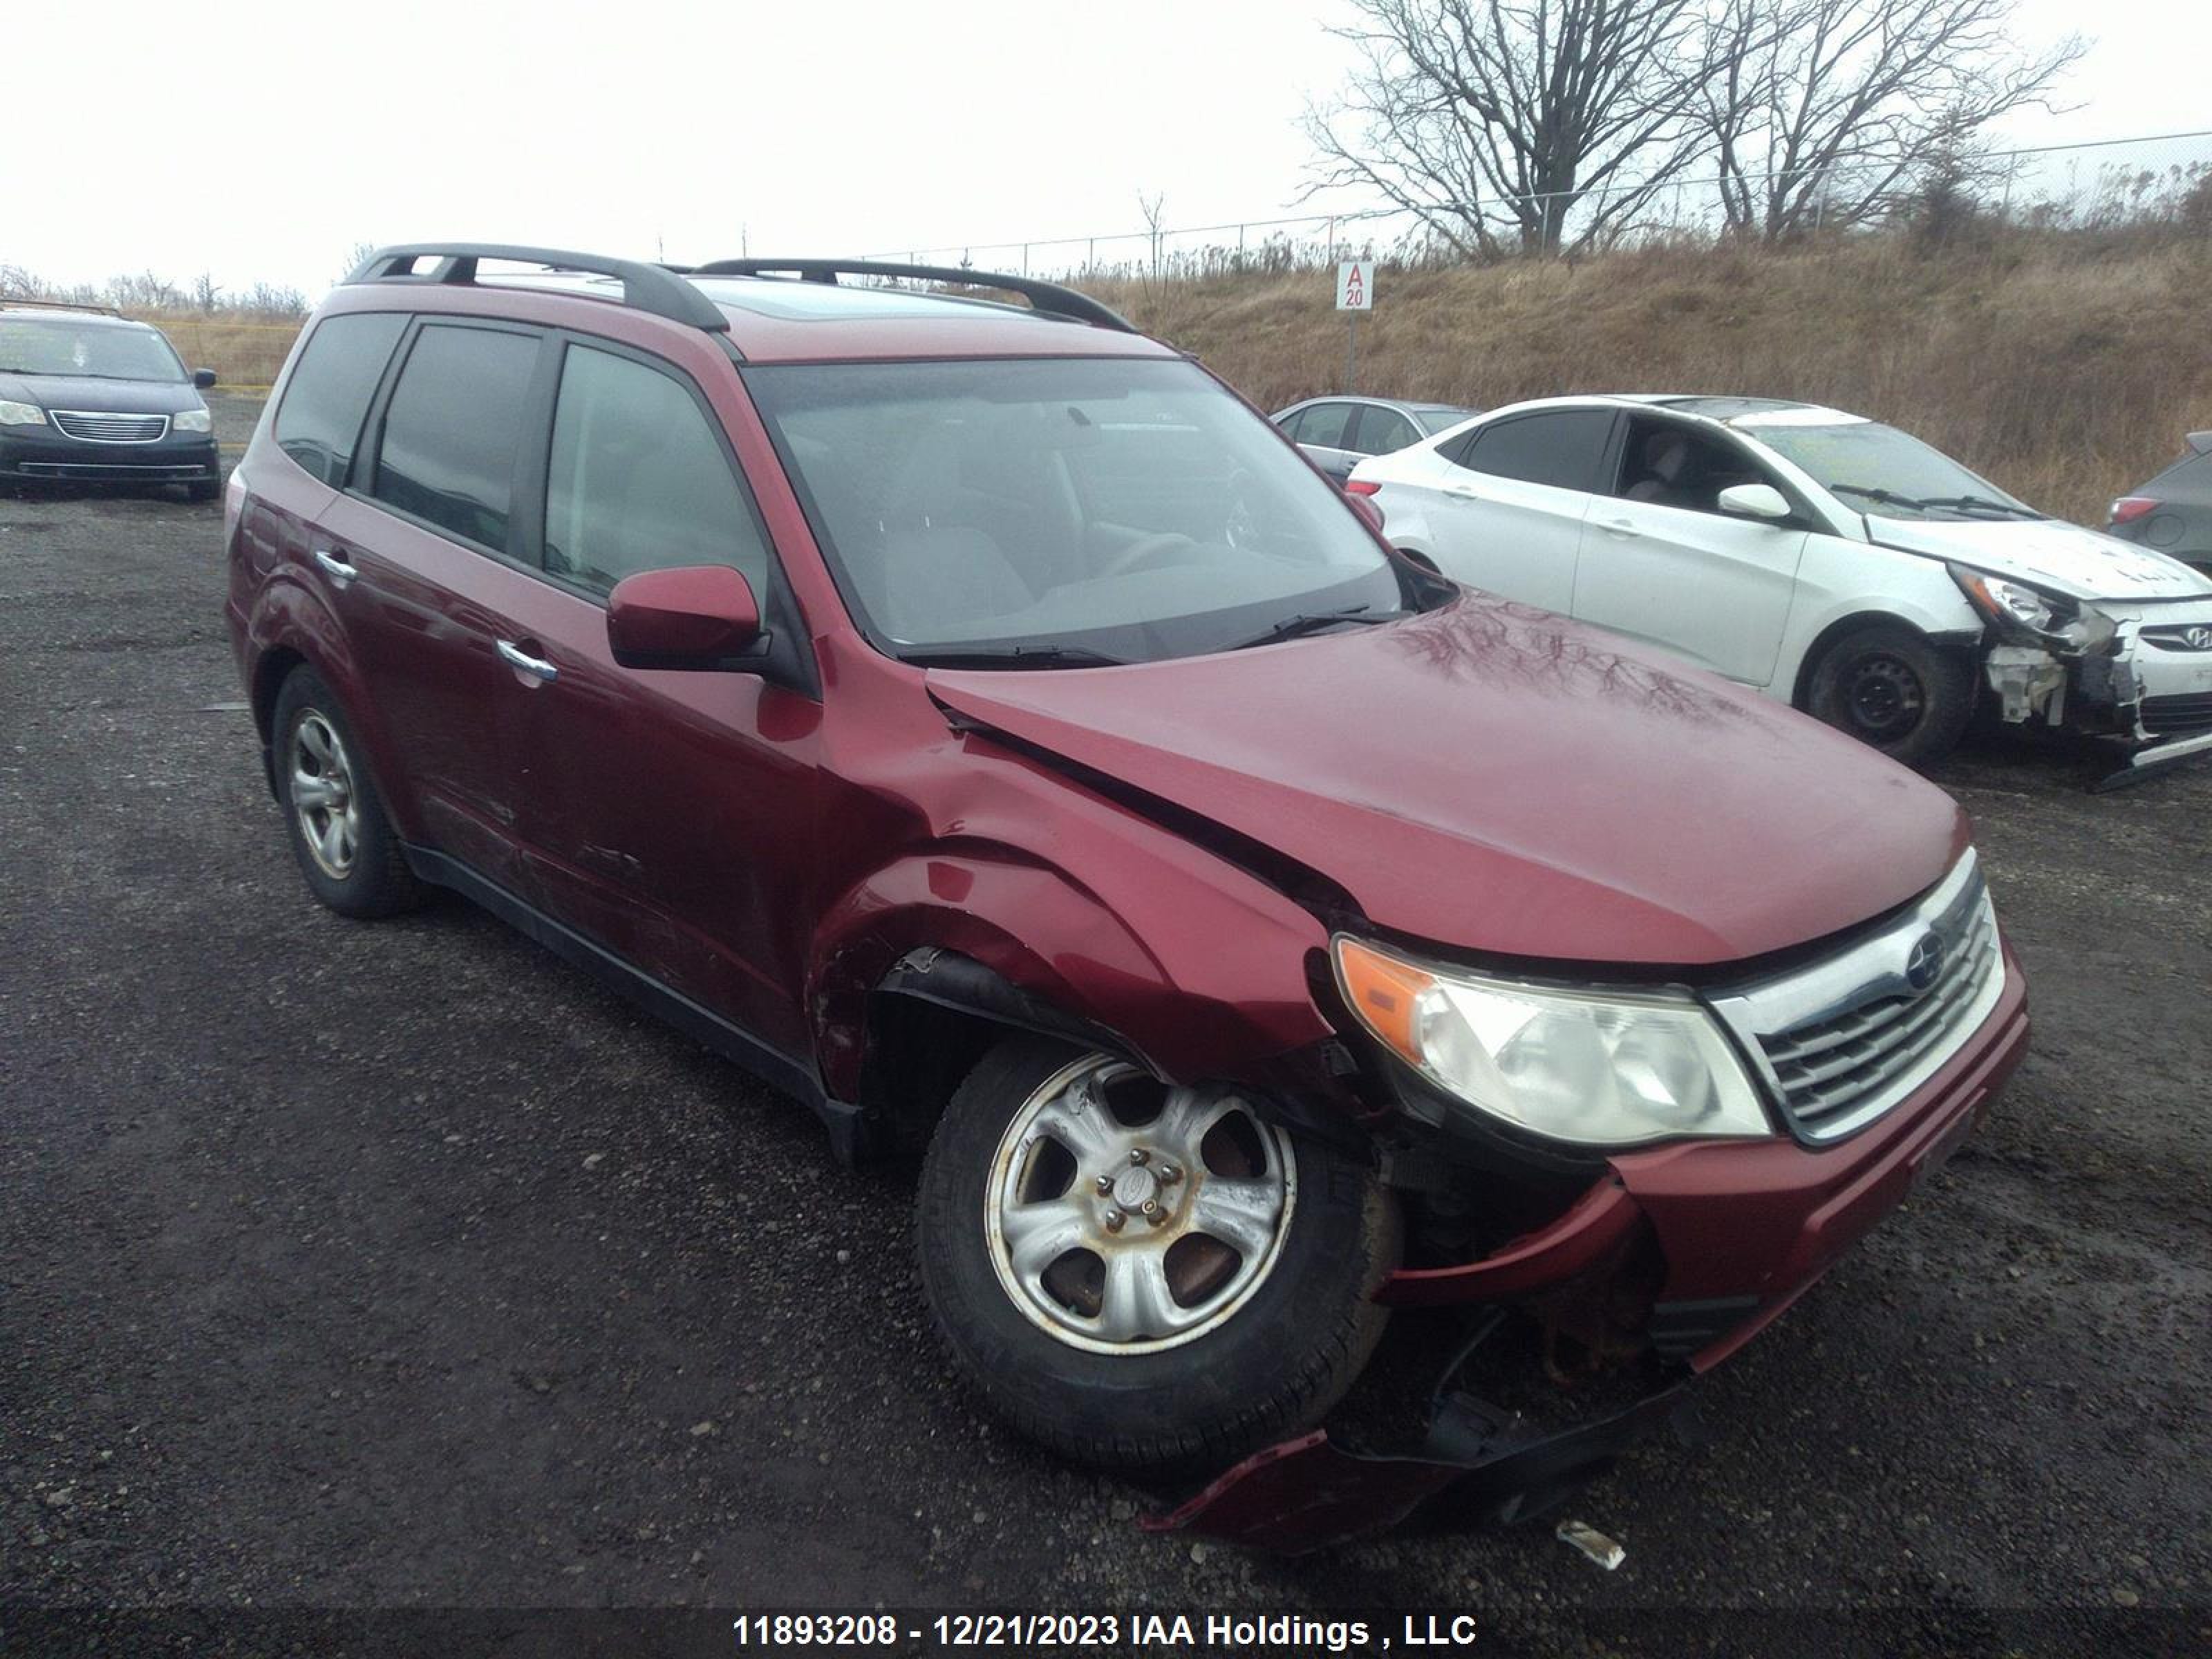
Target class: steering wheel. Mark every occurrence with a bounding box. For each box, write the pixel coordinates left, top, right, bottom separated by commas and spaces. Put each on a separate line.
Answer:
1098, 531, 1200, 581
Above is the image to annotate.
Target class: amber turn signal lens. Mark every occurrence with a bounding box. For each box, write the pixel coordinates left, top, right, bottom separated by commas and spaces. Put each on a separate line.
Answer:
1333, 937, 1436, 1067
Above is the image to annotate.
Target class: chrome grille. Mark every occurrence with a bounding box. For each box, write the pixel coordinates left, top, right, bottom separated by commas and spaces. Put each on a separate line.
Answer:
1709, 853, 2005, 1143
50, 410, 169, 444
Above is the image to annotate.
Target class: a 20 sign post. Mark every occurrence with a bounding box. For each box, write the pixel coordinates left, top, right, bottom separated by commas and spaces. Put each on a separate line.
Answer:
1336, 259, 1373, 391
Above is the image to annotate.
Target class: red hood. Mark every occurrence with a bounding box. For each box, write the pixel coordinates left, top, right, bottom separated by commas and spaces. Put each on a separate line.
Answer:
927, 596, 1968, 966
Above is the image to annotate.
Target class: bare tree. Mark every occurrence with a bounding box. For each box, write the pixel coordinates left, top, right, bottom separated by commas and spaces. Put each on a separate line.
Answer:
1695, 0, 2086, 239
1302, 0, 1709, 257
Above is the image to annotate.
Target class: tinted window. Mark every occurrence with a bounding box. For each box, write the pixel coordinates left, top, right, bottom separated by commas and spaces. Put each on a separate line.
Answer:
1351, 408, 1419, 456
1456, 411, 1614, 491
1295, 402, 1355, 449
272, 312, 405, 486
544, 344, 771, 594
370, 325, 540, 549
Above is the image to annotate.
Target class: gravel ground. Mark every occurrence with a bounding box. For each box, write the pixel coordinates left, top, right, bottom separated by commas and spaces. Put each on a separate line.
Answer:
1, 394, 2206, 1657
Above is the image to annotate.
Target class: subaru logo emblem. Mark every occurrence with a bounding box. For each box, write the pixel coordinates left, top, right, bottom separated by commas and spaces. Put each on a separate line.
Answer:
1904, 932, 1944, 993
2186, 626, 2212, 651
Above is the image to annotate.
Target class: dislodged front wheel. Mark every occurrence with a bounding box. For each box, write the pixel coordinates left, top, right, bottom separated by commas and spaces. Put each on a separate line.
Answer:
1806, 624, 1974, 769
917, 1036, 1398, 1475
987, 1057, 1295, 1353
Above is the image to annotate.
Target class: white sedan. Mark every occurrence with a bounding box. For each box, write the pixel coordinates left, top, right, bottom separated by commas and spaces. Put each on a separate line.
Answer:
1348, 395, 2212, 774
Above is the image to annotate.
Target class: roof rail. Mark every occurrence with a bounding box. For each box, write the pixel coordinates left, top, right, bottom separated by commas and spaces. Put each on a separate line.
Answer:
686, 259, 1135, 333
0, 296, 126, 318
346, 243, 730, 334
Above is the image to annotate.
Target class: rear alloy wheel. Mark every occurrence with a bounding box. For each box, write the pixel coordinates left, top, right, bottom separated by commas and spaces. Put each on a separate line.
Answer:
1806, 624, 1974, 769
270, 667, 422, 919
917, 1037, 1396, 1475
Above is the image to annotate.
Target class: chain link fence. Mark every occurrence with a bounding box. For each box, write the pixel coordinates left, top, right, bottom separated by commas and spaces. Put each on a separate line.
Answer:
865, 130, 2212, 283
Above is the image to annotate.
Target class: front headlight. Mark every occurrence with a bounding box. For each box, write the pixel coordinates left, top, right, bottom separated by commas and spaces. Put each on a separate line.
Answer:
171, 407, 213, 433
1951, 565, 2115, 652
0, 400, 48, 427
1953, 567, 2058, 631
1333, 937, 1770, 1147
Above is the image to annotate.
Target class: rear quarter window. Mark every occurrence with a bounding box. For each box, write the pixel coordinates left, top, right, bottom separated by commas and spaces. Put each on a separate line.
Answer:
1456, 410, 1615, 491
272, 312, 406, 487
368, 324, 542, 552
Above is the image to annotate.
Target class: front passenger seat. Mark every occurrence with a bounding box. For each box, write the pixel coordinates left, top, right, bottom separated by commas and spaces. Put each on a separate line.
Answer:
1624, 431, 1693, 506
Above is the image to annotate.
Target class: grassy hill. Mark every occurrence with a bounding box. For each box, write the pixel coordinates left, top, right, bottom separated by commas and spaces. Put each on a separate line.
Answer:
1088, 226, 2212, 527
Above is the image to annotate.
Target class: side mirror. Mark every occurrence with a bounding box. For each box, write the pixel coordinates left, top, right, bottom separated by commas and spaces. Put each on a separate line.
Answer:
1718, 482, 1793, 523
193, 368, 218, 389
606, 565, 762, 670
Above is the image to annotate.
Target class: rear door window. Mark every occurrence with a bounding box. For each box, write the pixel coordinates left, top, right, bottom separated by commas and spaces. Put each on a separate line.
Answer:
272, 312, 406, 487
542, 343, 773, 595
1350, 407, 1420, 456
1454, 410, 1615, 492
368, 324, 542, 552
1293, 402, 1356, 449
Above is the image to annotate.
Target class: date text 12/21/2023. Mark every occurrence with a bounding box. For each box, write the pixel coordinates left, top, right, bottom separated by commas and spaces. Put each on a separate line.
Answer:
729, 1612, 1482, 1650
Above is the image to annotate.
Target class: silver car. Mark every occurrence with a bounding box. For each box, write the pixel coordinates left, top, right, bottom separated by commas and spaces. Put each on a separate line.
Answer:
1272, 395, 1476, 485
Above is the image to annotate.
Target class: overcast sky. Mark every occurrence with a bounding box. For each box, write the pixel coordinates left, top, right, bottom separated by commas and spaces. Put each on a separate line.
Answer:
6, 0, 2206, 296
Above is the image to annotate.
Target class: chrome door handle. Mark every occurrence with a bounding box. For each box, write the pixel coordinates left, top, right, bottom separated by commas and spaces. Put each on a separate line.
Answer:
312, 548, 357, 588
496, 640, 559, 682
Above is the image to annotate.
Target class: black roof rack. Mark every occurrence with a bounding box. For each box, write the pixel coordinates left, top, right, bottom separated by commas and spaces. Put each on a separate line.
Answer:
686, 259, 1134, 333
0, 296, 126, 318
346, 243, 730, 333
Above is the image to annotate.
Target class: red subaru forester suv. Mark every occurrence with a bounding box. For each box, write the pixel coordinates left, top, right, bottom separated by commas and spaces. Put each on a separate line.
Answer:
225, 245, 2028, 1548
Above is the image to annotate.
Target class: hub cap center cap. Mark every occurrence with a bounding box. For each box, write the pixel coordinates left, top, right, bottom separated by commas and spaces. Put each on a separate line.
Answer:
1111, 1165, 1159, 1210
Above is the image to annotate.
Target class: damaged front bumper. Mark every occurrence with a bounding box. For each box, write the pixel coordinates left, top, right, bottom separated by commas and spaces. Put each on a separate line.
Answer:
1983, 603, 2212, 783
1149, 954, 2030, 1553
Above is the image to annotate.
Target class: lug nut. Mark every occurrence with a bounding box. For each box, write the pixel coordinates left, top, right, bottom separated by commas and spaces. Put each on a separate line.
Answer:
1095, 1174, 1114, 1193
1103, 1209, 1125, 1232
1129, 1148, 1150, 1165
1141, 1199, 1159, 1216
1157, 1163, 1181, 1183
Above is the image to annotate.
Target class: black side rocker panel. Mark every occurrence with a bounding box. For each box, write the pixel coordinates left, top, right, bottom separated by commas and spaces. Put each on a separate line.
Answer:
402, 845, 866, 1162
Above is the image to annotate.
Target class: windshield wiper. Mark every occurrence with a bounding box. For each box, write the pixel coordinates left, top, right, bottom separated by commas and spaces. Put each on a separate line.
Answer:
1829, 482, 2038, 520
1913, 494, 2041, 520
1828, 483, 1924, 510
899, 644, 1130, 669
1225, 604, 1402, 651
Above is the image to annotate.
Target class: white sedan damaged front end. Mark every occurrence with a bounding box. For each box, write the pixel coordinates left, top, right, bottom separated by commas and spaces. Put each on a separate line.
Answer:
1949, 561, 2212, 776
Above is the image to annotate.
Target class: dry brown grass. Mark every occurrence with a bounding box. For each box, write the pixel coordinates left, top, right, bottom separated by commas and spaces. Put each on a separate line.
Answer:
110, 228, 2212, 520
1090, 227, 2212, 525
125, 312, 301, 390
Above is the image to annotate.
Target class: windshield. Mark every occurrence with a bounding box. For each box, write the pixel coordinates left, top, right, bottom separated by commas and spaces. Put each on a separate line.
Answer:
745, 357, 1411, 664
1415, 406, 1474, 435
0, 317, 187, 382
1745, 419, 2039, 522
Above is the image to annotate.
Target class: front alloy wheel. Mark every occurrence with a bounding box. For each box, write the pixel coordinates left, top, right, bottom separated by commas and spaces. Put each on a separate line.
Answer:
917, 1035, 1397, 1474
986, 1056, 1295, 1353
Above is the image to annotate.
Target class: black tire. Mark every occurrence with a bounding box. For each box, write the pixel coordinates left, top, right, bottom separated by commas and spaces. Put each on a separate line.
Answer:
270, 666, 422, 919
916, 1035, 1398, 1476
187, 480, 219, 503
1805, 624, 1974, 769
